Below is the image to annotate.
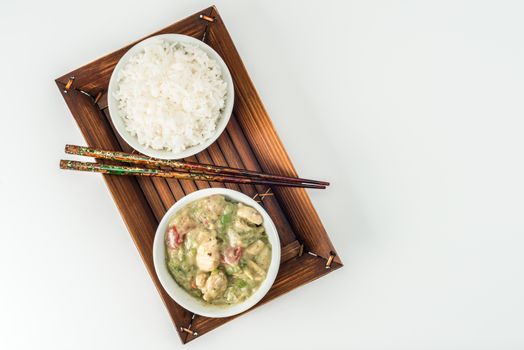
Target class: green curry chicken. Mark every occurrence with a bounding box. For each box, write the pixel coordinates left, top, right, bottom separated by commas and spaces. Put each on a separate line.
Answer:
165, 195, 272, 305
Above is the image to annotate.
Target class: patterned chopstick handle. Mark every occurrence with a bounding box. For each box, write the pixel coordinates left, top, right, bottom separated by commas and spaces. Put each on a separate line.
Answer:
60, 160, 162, 176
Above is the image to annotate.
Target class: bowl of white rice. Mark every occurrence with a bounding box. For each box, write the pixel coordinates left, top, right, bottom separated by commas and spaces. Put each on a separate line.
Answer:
108, 34, 234, 159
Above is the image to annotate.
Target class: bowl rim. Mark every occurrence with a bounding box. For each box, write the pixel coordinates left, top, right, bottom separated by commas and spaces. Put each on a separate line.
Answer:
107, 33, 235, 160
153, 188, 281, 318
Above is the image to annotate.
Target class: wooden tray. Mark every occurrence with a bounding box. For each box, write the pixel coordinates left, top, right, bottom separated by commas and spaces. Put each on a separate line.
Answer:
55, 6, 342, 344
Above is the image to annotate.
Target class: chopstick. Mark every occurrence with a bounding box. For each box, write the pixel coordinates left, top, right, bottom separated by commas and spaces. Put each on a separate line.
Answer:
59, 160, 327, 189
65, 144, 329, 186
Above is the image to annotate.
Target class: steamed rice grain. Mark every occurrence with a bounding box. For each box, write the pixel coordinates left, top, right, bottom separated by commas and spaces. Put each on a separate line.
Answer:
115, 39, 227, 152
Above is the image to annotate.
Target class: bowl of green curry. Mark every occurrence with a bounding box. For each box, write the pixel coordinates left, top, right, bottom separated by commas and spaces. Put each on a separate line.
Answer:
153, 188, 281, 318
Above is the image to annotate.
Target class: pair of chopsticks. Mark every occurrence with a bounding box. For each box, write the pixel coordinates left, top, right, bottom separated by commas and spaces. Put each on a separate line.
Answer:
60, 145, 329, 189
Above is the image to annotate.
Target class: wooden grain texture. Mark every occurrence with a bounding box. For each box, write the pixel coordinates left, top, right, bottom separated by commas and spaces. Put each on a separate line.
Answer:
195, 150, 222, 188
206, 142, 242, 192
280, 239, 301, 262
184, 156, 211, 189
215, 131, 258, 196
225, 116, 298, 246
101, 109, 177, 219
56, 6, 342, 344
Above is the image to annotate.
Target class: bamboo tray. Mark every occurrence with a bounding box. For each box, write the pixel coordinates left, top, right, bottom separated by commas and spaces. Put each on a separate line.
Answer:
55, 6, 342, 344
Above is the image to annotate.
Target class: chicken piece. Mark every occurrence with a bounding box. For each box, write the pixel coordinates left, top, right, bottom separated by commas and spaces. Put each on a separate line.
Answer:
192, 211, 216, 230
207, 195, 227, 212
173, 213, 196, 235
243, 268, 254, 280
247, 259, 265, 275
255, 246, 271, 269
196, 239, 220, 272
233, 219, 252, 233
246, 240, 265, 256
201, 271, 228, 302
195, 272, 208, 289
246, 259, 266, 281
184, 228, 213, 250
195, 229, 215, 244
227, 228, 243, 247
195, 195, 226, 228
236, 203, 263, 225
184, 246, 197, 266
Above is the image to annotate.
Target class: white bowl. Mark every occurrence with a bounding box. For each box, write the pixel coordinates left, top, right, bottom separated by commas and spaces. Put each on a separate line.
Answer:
107, 34, 234, 160
153, 188, 281, 318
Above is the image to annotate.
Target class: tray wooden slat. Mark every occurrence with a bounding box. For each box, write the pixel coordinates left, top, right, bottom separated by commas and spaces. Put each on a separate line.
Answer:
56, 6, 341, 344
225, 116, 297, 246
194, 150, 222, 189
102, 108, 178, 213
206, 142, 243, 192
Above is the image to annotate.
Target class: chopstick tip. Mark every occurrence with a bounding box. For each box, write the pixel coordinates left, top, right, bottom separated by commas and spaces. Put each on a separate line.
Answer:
59, 159, 68, 169
64, 144, 77, 154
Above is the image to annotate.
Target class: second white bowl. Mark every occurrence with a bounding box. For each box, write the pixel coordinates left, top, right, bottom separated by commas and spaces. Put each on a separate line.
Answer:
153, 188, 281, 318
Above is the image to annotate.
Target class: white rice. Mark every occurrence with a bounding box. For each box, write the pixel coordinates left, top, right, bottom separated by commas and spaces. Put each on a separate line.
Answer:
115, 39, 227, 152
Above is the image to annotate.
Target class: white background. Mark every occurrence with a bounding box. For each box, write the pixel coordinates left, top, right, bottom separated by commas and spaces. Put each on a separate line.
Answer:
1, 0, 523, 349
